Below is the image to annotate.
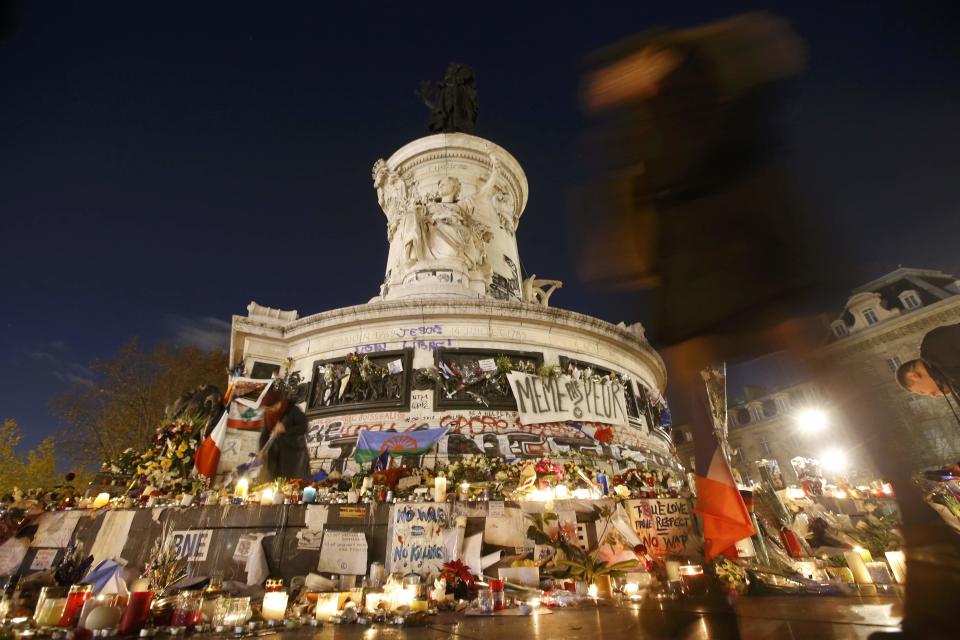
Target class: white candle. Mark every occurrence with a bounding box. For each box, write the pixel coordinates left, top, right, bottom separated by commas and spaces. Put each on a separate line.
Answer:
261, 592, 288, 621
843, 550, 874, 584
259, 488, 275, 506
433, 477, 447, 502
234, 478, 249, 499
314, 593, 340, 619
884, 550, 906, 584
665, 560, 681, 582
92, 493, 110, 509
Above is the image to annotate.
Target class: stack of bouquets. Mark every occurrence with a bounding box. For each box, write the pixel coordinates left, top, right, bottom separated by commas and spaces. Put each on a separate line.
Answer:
611, 465, 676, 499
124, 419, 203, 500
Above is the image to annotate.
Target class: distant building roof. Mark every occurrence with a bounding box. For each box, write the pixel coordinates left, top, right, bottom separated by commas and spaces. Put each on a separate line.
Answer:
828, 267, 959, 341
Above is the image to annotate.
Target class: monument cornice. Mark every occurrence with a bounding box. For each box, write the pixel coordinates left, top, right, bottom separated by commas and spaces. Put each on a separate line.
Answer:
232, 298, 666, 389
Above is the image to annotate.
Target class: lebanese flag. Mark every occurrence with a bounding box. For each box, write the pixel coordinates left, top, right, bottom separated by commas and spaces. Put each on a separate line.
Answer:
194, 411, 228, 479
690, 377, 754, 560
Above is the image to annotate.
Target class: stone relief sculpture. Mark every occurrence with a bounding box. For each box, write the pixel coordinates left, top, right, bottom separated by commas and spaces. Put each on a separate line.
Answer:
372, 152, 501, 280
523, 275, 563, 307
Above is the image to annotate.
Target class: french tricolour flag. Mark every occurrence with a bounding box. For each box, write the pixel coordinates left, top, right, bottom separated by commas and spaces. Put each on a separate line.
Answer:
194, 411, 228, 479
691, 380, 755, 559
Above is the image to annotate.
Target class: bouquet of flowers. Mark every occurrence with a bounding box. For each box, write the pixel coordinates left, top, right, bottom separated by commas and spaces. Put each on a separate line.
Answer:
711, 557, 750, 596
125, 418, 204, 500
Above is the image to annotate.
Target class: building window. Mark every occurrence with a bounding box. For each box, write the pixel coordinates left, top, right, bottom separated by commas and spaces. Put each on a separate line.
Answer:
736, 408, 751, 426
759, 436, 772, 456
762, 399, 778, 419
435, 349, 543, 410
863, 308, 879, 325
735, 447, 745, 464
900, 291, 921, 310
307, 350, 412, 416
788, 389, 807, 408
886, 356, 903, 372
832, 321, 848, 337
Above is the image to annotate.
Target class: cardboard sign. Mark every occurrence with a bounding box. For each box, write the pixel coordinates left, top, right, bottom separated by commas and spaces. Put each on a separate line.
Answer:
30, 549, 59, 572
318, 531, 367, 575
507, 372, 629, 426
487, 501, 505, 518
483, 507, 526, 547
626, 498, 697, 557
32, 511, 84, 548
387, 502, 449, 575
337, 506, 367, 520
233, 534, 258, 563
171, 529, 214, 562
0, 538, 28, 575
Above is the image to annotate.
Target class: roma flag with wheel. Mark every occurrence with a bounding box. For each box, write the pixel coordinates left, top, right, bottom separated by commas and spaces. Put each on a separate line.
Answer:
194, 411, 228, 479
691, 371, 754, 560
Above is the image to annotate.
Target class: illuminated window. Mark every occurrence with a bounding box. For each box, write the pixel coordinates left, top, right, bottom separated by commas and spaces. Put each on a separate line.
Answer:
863, 308, 879, 325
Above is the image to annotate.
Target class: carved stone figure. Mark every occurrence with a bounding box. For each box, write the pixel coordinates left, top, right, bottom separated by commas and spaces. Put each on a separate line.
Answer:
418, 62, 479, 134
522, 275, 563, 307
373, 159, 426, 262
422, 154, 500, 272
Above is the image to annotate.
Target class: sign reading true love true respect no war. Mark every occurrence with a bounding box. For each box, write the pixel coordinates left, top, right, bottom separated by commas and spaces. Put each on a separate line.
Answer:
626, 498, 698, 557
507, 371, 629, 426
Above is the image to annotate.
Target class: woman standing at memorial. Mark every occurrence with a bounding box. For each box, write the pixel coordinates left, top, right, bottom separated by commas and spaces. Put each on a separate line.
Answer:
257, 389, 310, 481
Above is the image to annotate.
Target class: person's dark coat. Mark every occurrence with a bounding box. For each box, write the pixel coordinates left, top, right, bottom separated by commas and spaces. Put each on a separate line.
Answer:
921, 322, 960, 392
259, 404, 310, 481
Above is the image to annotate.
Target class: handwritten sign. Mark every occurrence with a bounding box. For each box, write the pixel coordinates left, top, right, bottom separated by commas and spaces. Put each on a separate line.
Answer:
387, 502, 448, 576
30, 549, 59, 572
32, 511, 84, 548
626, 499, 697, 558
171, 529, 213, 562
507, 372, 628, 426
318, 531, 367, 575
0, 538, 28, 575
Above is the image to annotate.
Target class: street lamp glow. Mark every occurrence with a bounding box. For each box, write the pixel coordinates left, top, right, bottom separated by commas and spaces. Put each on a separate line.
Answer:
820, 449, 848, 472
797, 408, 828, 433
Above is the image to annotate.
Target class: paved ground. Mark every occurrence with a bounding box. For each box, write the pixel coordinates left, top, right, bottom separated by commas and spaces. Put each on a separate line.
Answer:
267, 595, 903, 640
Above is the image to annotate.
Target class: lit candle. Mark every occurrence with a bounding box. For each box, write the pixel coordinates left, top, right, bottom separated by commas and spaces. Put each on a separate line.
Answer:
259, 488, 275, 506
587, 584, 599, 599
314, 594, 340, 619
843, 550, 874, 584
361, 477, 373, 493
884, 550, 906, 584
302, 487, 317, 504
458, 482, 470, 500
555, 485, 569, 500
234, 478, 249, 500
92, 493, 111, 509
527, 597, 541, 610
363, 593, 386, 614
665, 560, 681, 582
261, 592, 288, 621
433, 476, 447, 502
623, 583, 639, 596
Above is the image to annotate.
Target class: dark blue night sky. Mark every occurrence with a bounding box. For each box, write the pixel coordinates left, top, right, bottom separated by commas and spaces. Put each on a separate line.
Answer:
2, 1, 959, 449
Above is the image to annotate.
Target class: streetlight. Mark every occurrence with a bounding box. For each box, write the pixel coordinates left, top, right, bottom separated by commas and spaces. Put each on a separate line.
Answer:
819, 448, 848, 473
796, 408, 828, 433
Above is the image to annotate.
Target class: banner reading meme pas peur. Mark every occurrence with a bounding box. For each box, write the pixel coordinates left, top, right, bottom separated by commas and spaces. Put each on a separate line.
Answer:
506, 371, 629, 426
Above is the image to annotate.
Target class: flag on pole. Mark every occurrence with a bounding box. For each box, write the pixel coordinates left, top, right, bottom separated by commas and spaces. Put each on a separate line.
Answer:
691, 366, 754, 559
354, 427, 449, 464
194, 411, 228, 479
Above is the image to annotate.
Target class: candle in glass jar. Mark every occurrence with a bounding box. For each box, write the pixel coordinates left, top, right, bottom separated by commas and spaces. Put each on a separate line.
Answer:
665, 560, 681, 582
314, 593, 340, 619
234, 478, 249, 500
302, 486, 317, 503
118, 591, 153, 636
58, 584, 93, 627
259, 488, 275, 506
433, 476, 447, 502
261, 592, 288, 621
843, 550, 874, 584
884, 550, 906, 584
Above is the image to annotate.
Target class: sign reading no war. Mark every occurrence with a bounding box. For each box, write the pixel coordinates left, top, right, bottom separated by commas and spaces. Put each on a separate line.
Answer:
507, 371, 629, 426
171, 529, 214, 562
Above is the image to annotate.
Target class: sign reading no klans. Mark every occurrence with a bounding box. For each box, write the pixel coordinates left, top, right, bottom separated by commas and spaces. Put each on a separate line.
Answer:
507, 371, 629, 426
